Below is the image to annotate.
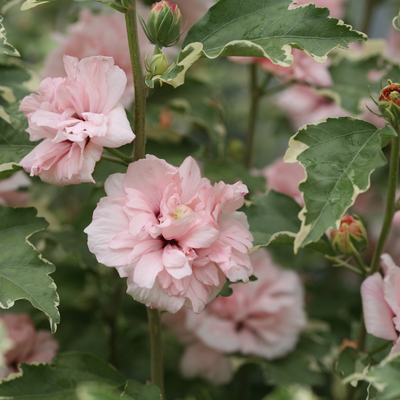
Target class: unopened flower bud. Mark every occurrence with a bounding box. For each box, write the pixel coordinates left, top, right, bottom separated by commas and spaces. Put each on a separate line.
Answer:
378, 82, 400, 129
140, 1, 183, 48
330, 214, 367, 256
148, 53, 169, 75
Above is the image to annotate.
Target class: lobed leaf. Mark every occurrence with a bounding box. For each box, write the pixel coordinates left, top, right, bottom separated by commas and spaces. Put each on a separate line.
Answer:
149, 0, 366, 88
284, 117, 396, 252
0, 116, 33, 177
317, 40, 400, 115
244, 191, 335, 256
0, 15, 19, 56
0, 207, 59, 332
343, 353, 400, 400
336, 347, 370, 382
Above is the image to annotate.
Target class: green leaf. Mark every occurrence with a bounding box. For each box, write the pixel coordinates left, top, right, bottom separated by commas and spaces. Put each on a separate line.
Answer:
244, 191, 335, 256
0, 207, 59, 332
77, 384, 131, 400
0, 15, 19, 56
336, 347, 370, 381
0, 116, 33, 173
262, 385, 320, 400
344, 353, 400, 400
203, 160, 266, 194
284, 118, 396, 252
122, 380, 162, 400
317, 41, 395, 115
0, 352, 126, 398
261, 333, 331, 386
149, 0, 366, 88
145, 42, 202, 89
147, 78, 227, 155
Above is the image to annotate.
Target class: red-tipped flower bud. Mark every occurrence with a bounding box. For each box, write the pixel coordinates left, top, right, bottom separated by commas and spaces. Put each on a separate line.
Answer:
378, 82, 400, 129
330, 214, 367, 256
140, 1, 183, 48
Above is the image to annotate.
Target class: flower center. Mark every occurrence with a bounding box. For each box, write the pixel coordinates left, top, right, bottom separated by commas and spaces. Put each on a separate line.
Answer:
173, 205, 194, 220
390, 91, 400, 101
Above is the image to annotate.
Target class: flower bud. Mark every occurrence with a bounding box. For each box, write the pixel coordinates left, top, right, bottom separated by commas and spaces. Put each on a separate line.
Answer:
147, 53, 169, 75
378, 82, 400, 129
330, 214, 367, 256
141, 1, 183, 47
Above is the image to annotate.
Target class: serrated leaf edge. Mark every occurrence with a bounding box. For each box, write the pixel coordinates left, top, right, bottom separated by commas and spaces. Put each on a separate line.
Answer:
284, 117, 391, 253
0, 212, 60, 333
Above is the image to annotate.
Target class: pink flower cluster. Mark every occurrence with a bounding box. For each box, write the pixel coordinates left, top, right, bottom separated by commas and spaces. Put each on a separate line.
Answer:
0, 171, 31, 207
85, 155, 254, 313
163, 248, 307, 383
19, 55, 135, 186
361, 254, 400, 355
42, 1, 214, 108
0, 313, 58, 377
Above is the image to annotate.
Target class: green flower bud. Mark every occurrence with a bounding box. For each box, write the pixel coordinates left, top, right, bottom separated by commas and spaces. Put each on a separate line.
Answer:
378, 82, 400, 129
330, 214, 367, 256
148, 53, 169, 75
141, 1, 183, 48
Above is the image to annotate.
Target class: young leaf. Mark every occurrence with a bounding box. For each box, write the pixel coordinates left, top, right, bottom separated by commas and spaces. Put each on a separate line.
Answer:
0, 15, 19, 56
149, 0, 366, 88
0, 207, 59, 332
244, 191, 335, 256
284, 118, 396, 252
0, 352, 126, 397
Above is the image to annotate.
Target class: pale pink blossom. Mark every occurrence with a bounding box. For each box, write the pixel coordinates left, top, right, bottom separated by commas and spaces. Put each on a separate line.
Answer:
162, 311, 232, 384
0, 171, 31, 207
42, 1, 210, 108
361, 254, 400, 355
0, 313, 58, 377
172, 0, 215, 31
42, 9, 149, 108
278, 85, 385, 131
263, 157, 305, 205
289, 0, 348, 19
85, 155, 253, 314
164, 248, 307, 378
20, 55, 135, 186
230, 49, 332, 87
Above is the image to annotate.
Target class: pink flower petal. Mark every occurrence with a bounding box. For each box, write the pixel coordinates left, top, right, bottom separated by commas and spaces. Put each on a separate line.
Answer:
361, 272, 398, 341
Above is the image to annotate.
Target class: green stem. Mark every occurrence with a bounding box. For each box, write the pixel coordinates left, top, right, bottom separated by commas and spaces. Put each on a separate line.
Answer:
353, 252, 368, 276
326, 256, 363, 276
346, 136, 400, 400
104, 148, 132, 164
370, 136, 400, 276
147, 308, 165, 399
125, 4, 164, 397
244, 63, 260, 170
101, 154, 128, 166
153, 44, 162, 56
125, 2, 147, 161
361, 0, 378, 35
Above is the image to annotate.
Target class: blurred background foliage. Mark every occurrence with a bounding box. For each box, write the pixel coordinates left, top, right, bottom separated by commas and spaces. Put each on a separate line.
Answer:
2, 0, 400, 399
